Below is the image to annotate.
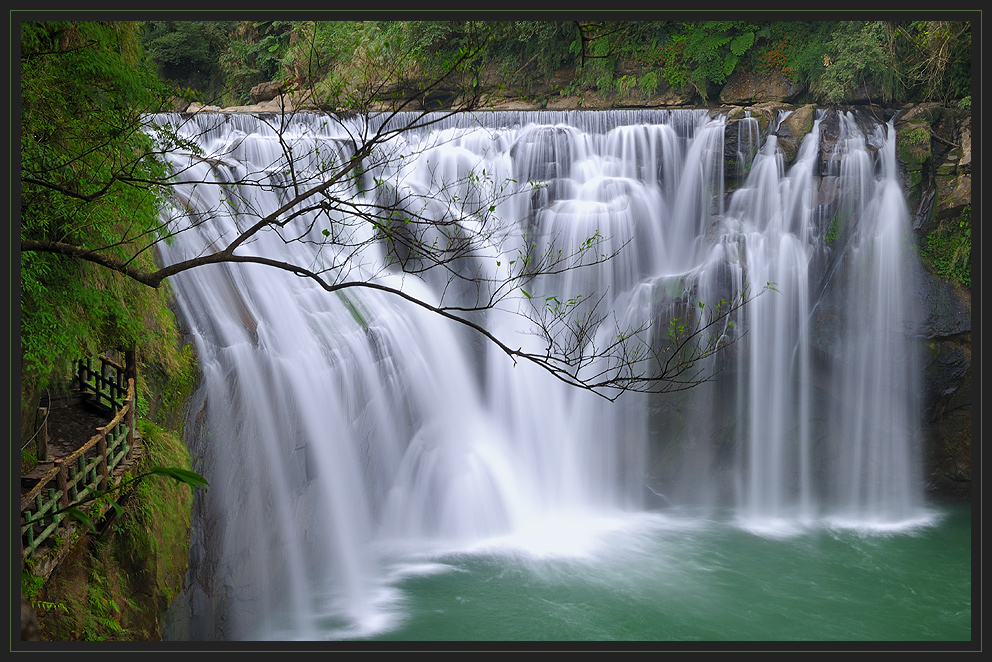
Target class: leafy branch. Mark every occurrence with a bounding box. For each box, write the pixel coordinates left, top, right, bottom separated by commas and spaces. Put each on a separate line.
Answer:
48, 466, 209, 534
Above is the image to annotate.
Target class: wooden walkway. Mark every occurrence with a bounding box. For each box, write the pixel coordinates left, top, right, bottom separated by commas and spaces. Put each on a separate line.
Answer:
19, 356, 143, 579
20, 396, 142, 503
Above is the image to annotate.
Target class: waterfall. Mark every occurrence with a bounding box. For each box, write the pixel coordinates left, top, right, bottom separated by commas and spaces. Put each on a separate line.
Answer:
152, 108, 927, 640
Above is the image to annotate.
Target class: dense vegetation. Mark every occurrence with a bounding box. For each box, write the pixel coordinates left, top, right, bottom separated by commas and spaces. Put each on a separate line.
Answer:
139, 19, 972, 109
19, 22, 194, 402
21, 420, 196, 640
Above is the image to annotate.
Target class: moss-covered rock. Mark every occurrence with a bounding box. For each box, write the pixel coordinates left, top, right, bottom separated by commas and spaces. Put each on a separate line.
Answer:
920, 205, 972, 290
897, 122, 932, 168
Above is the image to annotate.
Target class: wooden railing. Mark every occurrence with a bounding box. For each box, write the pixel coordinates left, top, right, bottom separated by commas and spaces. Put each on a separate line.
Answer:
76, 355, 131, 414
20, 373, 136, 560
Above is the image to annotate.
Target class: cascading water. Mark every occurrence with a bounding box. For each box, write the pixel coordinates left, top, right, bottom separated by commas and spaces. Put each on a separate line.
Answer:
152, 107, 931, 640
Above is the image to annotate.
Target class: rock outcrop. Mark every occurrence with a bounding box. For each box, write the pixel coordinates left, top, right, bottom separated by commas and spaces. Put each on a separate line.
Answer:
719, 70, 806, 105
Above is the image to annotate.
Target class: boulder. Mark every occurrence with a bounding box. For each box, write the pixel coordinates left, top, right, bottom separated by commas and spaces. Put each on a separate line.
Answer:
720, 106, 771, 187
544, 96, 582, 110
249, 81, 285, 104
642, 79, 694, 107
835, 80, 886, 105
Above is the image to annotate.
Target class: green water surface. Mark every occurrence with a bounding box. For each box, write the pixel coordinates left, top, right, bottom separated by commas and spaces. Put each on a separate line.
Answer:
357, 501, 972, 643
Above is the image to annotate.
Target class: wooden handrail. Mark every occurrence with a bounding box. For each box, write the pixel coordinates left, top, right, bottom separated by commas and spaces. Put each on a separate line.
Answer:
21, 376, 137, 560
19, 465, 61, 513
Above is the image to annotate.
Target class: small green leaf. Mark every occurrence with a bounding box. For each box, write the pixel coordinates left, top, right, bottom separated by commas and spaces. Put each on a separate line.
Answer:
65, 508, 98, 533
148, 466, 210, 489
521, 288, 532, 299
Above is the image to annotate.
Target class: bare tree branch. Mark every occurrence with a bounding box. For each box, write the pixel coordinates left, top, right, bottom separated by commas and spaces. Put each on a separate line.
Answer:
21, 36, 755, 401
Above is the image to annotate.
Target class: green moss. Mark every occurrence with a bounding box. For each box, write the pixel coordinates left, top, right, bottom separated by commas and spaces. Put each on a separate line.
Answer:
920, 205, 971, 288
897, 123, 932, 166
132, 421, 195, 606
21, 448, 38, 474
824, 213, 843, 247
21, 571, 45, 603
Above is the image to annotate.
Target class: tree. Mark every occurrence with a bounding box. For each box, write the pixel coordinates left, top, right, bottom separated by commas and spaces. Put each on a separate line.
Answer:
140, 20, 235, 102
18, 20, 185, 394
19, 19, 756, 403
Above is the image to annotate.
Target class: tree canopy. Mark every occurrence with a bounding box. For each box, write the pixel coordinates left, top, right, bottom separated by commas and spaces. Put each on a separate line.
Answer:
138, 19, 972, 108
19, 21, 186, 393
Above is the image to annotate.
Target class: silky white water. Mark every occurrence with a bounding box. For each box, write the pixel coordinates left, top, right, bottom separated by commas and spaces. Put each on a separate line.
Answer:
151, 108, 935, 641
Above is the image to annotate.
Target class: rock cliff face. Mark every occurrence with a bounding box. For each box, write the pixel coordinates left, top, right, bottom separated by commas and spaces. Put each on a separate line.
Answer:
188, 76, 972, 500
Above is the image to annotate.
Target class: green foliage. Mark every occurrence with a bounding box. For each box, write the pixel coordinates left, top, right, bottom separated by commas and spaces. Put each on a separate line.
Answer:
921, 206, 971, 288
279, 20, 350, 93
815, 21, 895, 103
657, 21, 760, 100
752, 22, 822, 81
139, 338, 199, 428
615, 74, 637, 98
493, 20, 575, 79
34, 540, 137, 640
27, 421, 199, 640
20, 21, 178, 396
824, 214, 843, 247
22, 571, 45, 602
217, 20, 295, 104
905, 126, 931, 145
897, 123, 932, 179
141, 21, 234, 102
132, 421, 198, 604
893, 21, 972, 103
637, 70, 660, 96
133, 20, 971, 109
293, 20, 578, 106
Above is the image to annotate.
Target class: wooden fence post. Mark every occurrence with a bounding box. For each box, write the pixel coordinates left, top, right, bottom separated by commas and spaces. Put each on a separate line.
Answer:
97, 428, 109, 492
56, 460, 68, 509
99, 359, 109, 410
125, 379, 136, 452
125, 347, 137, 401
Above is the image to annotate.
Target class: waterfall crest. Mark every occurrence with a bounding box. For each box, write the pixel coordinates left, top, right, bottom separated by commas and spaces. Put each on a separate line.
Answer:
154, 108, 927, 640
